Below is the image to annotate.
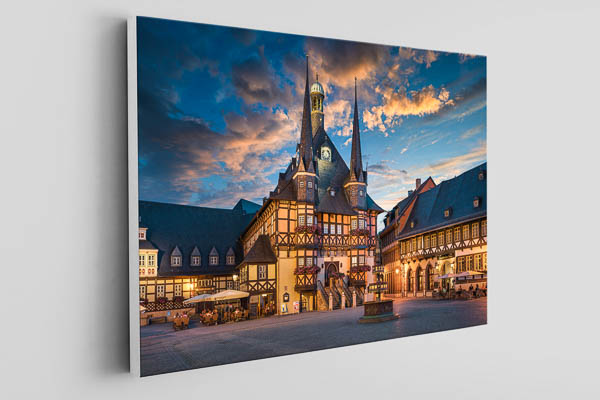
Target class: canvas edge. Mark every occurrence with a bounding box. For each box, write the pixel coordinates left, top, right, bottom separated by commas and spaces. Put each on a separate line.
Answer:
127, 15, 141, 377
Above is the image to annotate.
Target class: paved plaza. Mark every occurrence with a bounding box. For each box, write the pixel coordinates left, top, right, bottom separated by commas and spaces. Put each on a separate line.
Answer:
140, 297, 487, 376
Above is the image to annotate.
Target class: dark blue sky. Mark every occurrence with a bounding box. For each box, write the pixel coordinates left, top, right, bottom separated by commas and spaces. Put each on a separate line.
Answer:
137, 16, 486, 219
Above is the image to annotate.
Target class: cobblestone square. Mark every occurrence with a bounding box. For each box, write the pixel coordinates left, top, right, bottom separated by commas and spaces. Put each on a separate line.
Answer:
140, 297, 487, 376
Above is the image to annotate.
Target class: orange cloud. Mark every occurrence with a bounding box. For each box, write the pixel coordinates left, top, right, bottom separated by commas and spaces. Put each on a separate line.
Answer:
363, 85, 453, 132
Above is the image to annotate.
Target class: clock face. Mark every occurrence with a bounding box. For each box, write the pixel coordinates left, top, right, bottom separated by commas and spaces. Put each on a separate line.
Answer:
321, 147, 331, 161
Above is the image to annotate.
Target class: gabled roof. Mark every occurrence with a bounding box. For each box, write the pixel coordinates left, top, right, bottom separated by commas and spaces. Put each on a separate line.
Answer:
139, 200, 259, 276
232, 199, 261, 215
241, 235, 277, 264
396, 163, 487, 239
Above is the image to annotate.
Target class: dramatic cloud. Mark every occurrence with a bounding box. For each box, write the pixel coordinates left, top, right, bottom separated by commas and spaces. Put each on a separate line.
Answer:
231, 48, 293, 107
305, 37, 390, 90
363, 85, 453, 132
398, 47, 440, 68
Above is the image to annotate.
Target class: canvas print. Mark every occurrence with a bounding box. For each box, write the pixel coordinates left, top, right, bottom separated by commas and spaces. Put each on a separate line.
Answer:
131, 16, 487, 376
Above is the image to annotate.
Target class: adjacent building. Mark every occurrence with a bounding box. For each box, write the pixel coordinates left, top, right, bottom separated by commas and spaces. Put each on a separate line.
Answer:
138, 199, 260, 315
379, 163, 487, 297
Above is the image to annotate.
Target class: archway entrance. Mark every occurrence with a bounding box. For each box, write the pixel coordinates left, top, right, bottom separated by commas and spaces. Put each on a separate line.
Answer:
325, 262, 339, 286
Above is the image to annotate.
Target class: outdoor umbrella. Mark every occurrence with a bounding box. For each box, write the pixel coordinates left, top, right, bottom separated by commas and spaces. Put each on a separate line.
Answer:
205, 290, 250, 301
183, 293, 212, 305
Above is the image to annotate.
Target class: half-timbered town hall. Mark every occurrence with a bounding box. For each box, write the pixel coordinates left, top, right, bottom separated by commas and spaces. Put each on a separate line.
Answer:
239, 61, 384, 314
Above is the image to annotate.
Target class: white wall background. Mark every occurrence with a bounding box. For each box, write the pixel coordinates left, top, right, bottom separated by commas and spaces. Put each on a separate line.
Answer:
2, 0, 599, 398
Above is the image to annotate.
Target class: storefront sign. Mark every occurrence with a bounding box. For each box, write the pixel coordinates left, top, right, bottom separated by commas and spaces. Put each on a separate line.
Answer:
293, 301, 299, 312
280, 304, 288, 314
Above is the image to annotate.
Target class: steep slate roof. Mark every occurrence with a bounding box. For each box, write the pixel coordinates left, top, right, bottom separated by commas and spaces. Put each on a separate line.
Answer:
139, 239, 157, 250
139, 200, 260, 277
264, 69, 383, 215
396, 163, 487, 239
241, 234, 277, 264
379, 177, 435, 236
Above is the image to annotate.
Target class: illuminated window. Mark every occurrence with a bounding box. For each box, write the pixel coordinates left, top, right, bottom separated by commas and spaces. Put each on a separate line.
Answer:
359, 255, 365, 265
139, 229, 146, 240
351, 219, 357, 229
473, 196, 481, 208
226, 280, 233, 290
412, 238, 417, 251
482, 220, 487, 236
474, 254, 482, 270
139, 285, 146, 299
458, 257, 465, 272
417, 236, 422, 249
352, 256, 357, 266
444, 208, 452, 218
337, 224, 342, 235
472, 222, 479, 238
401, 241, 406, 254
298, 215, 305, 226
483, 253, 487, 270
148, 254, 155, 266
156, 285, 165, 298
174, 284, 182, 297
431, 234, 437, 248
446, 230, 452, 244
424, 235, 430, 249
463, 225, 470, 240
358, 219, 365, 229
307, 215, 313, 225
466, 255, 473, 271
454, 227, 461, 242
323, 224, 329, 234
139, 255, 145, 266
298, 258, 304, 267
438, 231, 444, 246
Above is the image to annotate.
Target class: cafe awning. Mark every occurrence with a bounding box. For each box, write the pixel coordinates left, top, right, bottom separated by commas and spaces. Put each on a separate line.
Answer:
206, 290, 250, 301
183, 293, 212, 304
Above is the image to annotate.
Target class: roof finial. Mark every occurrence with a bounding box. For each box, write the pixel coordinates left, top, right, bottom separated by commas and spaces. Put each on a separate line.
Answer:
316, 72, 319, 82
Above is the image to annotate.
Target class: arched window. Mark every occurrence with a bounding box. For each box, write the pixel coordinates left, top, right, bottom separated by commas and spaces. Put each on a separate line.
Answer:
406, 268, 413, 292
417, 267, 424, 291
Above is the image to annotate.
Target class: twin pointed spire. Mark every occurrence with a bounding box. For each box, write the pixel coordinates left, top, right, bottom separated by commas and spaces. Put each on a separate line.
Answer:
349, 77, 364, 182
298, 56, 315, 173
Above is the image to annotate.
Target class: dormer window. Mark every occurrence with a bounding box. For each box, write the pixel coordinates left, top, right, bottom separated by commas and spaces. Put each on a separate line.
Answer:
190, 246, 201, 266
226, 248, 235, 265
478, 171, 486, 181
171, 246, 182, 267
410, 220, 416, 229
307, 181, 313, 189
444, 208, 452, 218
209, 246, 219, 265
299, 181, 305, 188
473, 196, 481, 208
138, 228, 147, 240
359, 190, 364, 197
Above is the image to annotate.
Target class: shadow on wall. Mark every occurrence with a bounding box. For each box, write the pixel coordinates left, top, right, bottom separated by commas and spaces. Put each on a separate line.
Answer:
90, 17, 129, 374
